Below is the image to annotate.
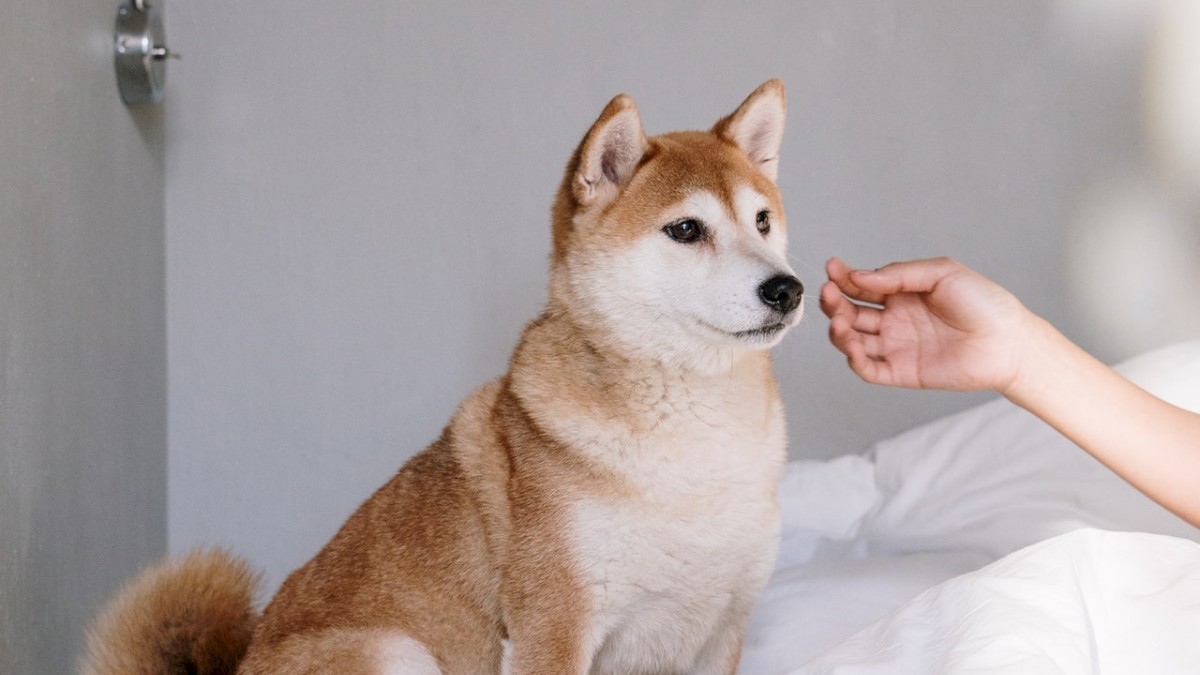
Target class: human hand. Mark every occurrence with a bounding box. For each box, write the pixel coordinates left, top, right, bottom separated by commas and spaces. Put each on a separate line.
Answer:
819, 257, 1035, 393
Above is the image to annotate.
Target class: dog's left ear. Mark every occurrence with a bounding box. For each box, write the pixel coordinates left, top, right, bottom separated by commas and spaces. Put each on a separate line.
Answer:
713, 79, 786, 182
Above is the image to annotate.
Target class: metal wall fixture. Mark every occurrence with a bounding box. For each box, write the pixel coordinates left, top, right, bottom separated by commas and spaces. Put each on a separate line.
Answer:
114, 0, 177, 105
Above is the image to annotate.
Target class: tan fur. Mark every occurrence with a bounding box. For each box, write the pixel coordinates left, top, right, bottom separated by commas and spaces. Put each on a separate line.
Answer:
81, 549, 260, 675
84, 80, 799, 675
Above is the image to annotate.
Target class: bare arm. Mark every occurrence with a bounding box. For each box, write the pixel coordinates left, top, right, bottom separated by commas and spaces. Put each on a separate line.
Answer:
820, 256, 1200, 528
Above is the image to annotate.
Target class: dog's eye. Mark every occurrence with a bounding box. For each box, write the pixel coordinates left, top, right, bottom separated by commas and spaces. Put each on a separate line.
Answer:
756, 210, 771, 235
664, 219, 704, 243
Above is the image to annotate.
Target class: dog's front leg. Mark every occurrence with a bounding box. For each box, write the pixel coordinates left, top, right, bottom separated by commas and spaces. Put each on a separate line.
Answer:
499, 561, 595, 675
687, 616, 750, 675
500, 615, 593, 675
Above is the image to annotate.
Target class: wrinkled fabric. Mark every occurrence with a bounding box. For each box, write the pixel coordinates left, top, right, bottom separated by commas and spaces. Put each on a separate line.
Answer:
742, 342, 1200, 674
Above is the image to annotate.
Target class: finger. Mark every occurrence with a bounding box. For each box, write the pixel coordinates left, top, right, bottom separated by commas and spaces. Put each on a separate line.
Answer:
851, 349, 897, 386
822, 278, 885, 336
850, 304, 883, 335
826, 257, 887, 305
842, 329, 885, 383
829, 313, 883, 362
819, 279, 852, 320
847, 334, 904, 386
829, 314, 898, 386
857, 333, 886, 361
846, 257, 964, 296
819, 280, 865, 327
827, 312, 858, 356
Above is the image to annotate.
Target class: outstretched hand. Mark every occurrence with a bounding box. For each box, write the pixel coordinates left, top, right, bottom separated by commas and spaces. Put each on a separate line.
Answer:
821, 255, 1200, 528
819, 257, 1033, 394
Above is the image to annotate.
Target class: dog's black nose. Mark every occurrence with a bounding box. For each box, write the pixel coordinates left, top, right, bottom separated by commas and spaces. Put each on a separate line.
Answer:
758, 275, 804, 313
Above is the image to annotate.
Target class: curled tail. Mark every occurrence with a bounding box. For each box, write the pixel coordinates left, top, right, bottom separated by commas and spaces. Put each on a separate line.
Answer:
82, 549, 261, 675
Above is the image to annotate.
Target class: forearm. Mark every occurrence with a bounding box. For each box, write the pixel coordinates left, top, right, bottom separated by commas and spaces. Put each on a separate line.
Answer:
1004, 318, 1200, 528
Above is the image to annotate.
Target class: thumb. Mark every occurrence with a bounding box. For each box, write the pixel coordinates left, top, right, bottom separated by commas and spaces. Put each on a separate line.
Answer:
849, 257, 964, 295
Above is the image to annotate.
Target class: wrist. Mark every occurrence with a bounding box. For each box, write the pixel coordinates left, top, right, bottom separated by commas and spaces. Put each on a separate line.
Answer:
999, 312, 1072, 405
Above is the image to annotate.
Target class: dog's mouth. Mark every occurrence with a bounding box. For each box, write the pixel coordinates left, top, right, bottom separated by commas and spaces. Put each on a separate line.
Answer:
730, 322, 788, 340
696, 316, 796, 343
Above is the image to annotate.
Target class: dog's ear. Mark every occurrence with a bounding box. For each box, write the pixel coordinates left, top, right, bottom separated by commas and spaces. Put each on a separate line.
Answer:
572, 94, 649, 207
713, 79, 786, 182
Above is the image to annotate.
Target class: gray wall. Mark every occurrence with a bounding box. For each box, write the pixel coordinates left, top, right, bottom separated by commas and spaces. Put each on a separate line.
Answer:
0, 2, 167, 674
165, 1, 1199, 594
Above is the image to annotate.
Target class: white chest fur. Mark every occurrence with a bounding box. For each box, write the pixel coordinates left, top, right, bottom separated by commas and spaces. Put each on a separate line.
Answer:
509, 342, 788, 672
562, 373, 786, 674
572, 491, 780, 674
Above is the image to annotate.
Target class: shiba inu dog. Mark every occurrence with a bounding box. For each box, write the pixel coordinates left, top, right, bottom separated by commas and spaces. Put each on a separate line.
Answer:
84, 79, 803, 675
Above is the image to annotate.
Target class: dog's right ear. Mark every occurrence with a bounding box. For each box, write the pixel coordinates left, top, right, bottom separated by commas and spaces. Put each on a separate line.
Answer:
572, 94, 649, 207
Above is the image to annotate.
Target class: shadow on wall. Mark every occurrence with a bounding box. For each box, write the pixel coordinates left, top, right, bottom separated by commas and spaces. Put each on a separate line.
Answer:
1058, 0, 1200, 361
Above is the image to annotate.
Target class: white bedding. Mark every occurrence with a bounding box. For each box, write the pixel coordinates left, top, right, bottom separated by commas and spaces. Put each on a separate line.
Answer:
797, 529, 1200, 674
743, 342, 1200, 674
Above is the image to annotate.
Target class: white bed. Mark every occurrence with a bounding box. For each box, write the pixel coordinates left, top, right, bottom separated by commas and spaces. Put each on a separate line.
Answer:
742, 342, 1200, 674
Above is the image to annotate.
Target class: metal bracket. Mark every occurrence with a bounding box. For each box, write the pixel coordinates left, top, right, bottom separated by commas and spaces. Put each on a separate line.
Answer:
114, 0, 177, 105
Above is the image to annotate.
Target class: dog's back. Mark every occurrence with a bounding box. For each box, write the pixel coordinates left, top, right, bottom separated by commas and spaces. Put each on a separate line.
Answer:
239, 382, 510, 674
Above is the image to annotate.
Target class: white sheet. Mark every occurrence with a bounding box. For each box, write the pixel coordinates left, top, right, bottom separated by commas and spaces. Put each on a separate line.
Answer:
797, 529, 1200, 674
743, 341, 1200, 674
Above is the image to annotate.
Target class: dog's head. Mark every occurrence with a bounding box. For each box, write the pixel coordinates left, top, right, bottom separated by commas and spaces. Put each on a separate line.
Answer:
550, 80, 802, 372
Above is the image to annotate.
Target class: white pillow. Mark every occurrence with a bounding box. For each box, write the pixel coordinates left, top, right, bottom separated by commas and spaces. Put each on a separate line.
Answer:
1113, 340, 1200, 411
774, 455, 877, 568
861, 341, 1200, 559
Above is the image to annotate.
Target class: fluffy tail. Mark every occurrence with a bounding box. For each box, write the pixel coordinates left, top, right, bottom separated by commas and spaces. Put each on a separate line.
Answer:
81, 549, 261, 675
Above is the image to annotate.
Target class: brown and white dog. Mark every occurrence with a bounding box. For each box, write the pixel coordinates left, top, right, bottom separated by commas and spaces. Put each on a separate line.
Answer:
83, 80, 803, 675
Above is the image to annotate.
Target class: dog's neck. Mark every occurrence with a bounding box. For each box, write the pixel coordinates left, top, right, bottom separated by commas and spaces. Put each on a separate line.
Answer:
507, 302, 776, 438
